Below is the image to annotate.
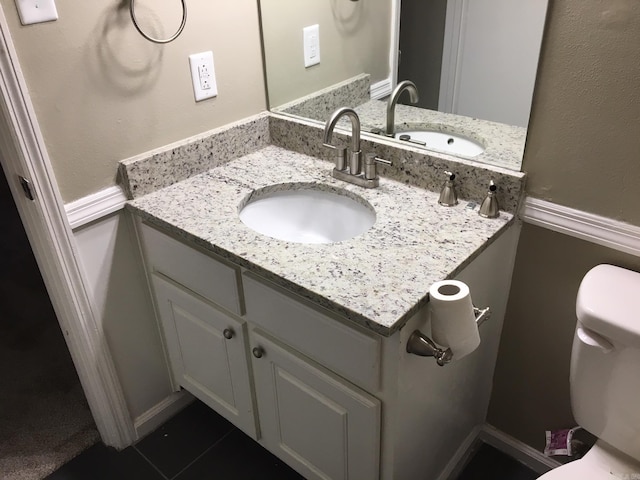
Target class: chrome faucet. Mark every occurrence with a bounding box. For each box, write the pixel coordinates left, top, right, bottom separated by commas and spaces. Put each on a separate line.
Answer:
323, 107, 391, 188
386, 80, 419, 136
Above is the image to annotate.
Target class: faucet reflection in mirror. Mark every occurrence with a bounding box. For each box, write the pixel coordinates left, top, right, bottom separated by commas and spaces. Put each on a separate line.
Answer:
386, 80, 419, 136
323, 107, 391, 188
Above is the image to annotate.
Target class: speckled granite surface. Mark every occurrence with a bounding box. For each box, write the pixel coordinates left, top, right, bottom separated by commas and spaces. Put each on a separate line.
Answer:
273, 74, 370, 121
119, 113, 271, 199
128, 146, 514, 336
268, 114, 525, 214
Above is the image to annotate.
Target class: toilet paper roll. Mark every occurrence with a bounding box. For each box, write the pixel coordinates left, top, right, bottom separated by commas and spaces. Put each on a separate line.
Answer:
429, 280, 480, 360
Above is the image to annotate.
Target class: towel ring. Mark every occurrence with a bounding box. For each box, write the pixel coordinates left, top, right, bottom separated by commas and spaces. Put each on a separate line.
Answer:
130, 0, 187, 44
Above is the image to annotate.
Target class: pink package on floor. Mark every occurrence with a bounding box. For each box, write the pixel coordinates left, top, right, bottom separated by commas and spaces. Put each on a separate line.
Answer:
544, 427, 582, 456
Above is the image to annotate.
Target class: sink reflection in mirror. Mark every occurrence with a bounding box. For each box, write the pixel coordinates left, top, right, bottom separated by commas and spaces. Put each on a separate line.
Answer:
394, 130, 485, 158
239, 184, 376, 244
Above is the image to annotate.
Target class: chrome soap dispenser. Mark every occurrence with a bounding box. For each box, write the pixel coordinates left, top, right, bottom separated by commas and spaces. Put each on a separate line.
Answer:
479, 180, 500, 218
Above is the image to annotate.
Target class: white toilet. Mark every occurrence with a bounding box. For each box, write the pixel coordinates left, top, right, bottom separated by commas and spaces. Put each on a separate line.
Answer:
539, 264, 640, 479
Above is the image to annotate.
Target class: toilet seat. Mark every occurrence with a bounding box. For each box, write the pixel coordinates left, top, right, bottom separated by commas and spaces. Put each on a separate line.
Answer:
539, 441, 640, 479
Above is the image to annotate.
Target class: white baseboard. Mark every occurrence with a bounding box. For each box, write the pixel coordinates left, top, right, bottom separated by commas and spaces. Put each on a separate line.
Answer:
522, 197, 640, 257
480, 424, 561, 474
133, 391, 194, 439
65, 186, 128, 230
370, 78, 393, 100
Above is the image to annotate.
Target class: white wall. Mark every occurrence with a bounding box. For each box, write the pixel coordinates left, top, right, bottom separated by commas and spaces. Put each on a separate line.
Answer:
72, 210, 173, 427
442, 0, 548, 127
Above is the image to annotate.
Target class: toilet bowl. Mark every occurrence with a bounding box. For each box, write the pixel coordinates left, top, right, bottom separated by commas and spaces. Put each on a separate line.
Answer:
538, 265, 640, 479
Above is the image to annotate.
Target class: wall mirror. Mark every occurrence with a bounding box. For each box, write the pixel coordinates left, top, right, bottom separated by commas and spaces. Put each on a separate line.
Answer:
258, 0, 548, 171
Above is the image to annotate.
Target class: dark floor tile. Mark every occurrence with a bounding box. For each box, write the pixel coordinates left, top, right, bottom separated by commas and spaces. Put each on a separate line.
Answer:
135, 400, 234, 478
45, 443, 163, 480
176, 429, 304, 480
457, 443, 539, 480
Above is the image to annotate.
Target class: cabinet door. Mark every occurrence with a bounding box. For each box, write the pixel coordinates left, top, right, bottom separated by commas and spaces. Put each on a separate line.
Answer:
152, 274, 256, 437
251, 331, 380, 480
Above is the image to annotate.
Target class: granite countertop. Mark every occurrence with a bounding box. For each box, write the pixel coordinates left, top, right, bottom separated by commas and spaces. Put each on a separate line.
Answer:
274, 74, 526, 172
128, 144, 514, 336
353, 100, 526, 171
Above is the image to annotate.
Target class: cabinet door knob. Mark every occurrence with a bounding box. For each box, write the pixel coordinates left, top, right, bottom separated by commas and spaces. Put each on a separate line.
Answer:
223, 328, 234, 340
252, 347, 264, 358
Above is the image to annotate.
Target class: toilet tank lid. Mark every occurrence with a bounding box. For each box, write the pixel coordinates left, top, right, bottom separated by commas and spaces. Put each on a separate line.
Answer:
577, 264, 640, 347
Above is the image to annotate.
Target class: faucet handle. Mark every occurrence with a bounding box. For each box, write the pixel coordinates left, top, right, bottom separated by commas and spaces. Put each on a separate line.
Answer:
323, 143, 347, 171
364, 153, 392, 180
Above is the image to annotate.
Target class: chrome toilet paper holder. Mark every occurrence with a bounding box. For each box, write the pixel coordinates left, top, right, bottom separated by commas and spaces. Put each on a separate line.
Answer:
406, 306, 491, 366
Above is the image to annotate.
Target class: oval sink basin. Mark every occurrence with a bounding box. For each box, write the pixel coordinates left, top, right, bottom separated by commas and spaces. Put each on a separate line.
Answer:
239, 185, 376, 244
395, 130, 484, 157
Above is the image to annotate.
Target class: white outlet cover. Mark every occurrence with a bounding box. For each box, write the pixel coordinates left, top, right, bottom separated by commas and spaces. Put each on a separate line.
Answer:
16, 0, 58, 25
303, 24, 321, 68
188, 51, 218, 102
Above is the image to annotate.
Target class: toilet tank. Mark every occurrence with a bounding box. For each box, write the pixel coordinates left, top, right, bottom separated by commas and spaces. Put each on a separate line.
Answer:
571, 264, 640, 461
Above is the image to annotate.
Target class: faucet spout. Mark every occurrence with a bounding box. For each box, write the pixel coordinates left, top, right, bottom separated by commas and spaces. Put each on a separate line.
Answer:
323, 106, 361, 155
386, 80, 419, 136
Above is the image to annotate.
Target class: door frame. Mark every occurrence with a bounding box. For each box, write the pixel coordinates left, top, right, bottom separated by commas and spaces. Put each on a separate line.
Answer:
0, 7, 134, 448
438, 0, 465, 113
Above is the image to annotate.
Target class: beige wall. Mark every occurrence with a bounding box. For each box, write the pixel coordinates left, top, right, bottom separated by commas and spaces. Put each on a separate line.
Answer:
1, 0, 266, 202
522, 0, 640, 225
489, 0, 640, 452
489, 224, 640, 450
260, 0, 391, 108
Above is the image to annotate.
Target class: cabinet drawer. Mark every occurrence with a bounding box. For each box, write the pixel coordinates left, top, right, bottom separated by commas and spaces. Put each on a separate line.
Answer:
139, 223, 242, 315
243, 273, 381, 392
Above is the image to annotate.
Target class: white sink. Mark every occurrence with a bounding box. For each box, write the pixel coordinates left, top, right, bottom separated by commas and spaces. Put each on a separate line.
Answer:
239, 185, 376, 244
395, 130, 484, 157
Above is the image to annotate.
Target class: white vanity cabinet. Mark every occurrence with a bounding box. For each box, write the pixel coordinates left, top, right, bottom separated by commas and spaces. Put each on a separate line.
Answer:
249, 330, 380, 480
139, 223, 257, 438
138, 222, 381, 479
150, 275, 257, 437
136, 219, 521, 480
243, 273, 381, 480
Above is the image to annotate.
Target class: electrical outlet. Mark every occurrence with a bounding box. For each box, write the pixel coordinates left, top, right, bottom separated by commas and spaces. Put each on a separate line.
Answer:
303, 24, 321, 68
15, 0, 58, 25
189, 51, 218, 102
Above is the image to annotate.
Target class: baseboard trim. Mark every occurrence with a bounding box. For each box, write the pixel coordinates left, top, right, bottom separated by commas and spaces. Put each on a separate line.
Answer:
370, 78, 393, 100
522, 197, 640, 257
480, 424, 561, 474
133, 391, 194, 439
65, 186, 128, 230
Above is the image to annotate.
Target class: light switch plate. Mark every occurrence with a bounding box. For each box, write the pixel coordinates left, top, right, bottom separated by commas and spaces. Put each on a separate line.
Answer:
303, 24, 321, 68
15, 0, 58, 25
188, 51, 218, 102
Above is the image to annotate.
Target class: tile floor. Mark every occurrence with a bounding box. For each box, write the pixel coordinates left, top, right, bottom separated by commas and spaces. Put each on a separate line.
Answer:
47, 399, 540, 480
457, 443, 539, 480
